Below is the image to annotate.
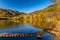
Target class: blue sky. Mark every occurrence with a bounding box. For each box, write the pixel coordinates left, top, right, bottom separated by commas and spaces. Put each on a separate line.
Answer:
0, 0, 55, 13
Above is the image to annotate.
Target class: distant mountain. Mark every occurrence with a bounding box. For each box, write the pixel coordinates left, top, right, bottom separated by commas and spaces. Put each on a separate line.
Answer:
0, 2, 60, 20
0, 8, 25, 18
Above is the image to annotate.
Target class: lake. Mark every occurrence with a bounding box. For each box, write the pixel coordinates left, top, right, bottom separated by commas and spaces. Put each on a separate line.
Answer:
0, 20, 55, 40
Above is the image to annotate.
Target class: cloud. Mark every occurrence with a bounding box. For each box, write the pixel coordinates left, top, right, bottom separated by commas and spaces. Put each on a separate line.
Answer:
49, 0, 56, 3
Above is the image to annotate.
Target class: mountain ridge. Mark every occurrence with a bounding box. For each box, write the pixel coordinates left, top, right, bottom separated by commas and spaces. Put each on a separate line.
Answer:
0, 2, 60, 20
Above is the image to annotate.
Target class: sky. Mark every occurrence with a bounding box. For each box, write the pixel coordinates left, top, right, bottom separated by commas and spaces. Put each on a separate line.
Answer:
0, 0, 55, 13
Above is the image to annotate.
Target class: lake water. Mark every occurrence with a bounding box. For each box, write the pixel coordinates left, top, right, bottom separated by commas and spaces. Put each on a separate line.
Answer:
0, 20, 55, 40
0, 24, 43, 34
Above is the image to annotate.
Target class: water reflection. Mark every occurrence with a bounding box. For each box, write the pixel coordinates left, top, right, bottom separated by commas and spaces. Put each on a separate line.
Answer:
0, 20, 20, 29
0, 20, 55, 40
0, 20, 43, 34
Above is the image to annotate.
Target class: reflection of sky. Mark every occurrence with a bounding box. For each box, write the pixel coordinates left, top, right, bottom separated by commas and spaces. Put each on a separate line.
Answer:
0, 24, 43, 34
41, 32, 55, 40
0, 24, 55, 40
0, 24, 54, 40
0, 0, 55, 13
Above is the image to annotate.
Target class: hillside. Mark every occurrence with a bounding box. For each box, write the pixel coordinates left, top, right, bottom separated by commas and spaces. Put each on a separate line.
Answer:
0, 8, 24, 19
27, 2, 60, 29
13, 2, 60, 26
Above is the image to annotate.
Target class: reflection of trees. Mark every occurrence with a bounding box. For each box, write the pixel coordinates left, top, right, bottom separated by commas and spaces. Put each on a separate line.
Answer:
0, 20, 20, 28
